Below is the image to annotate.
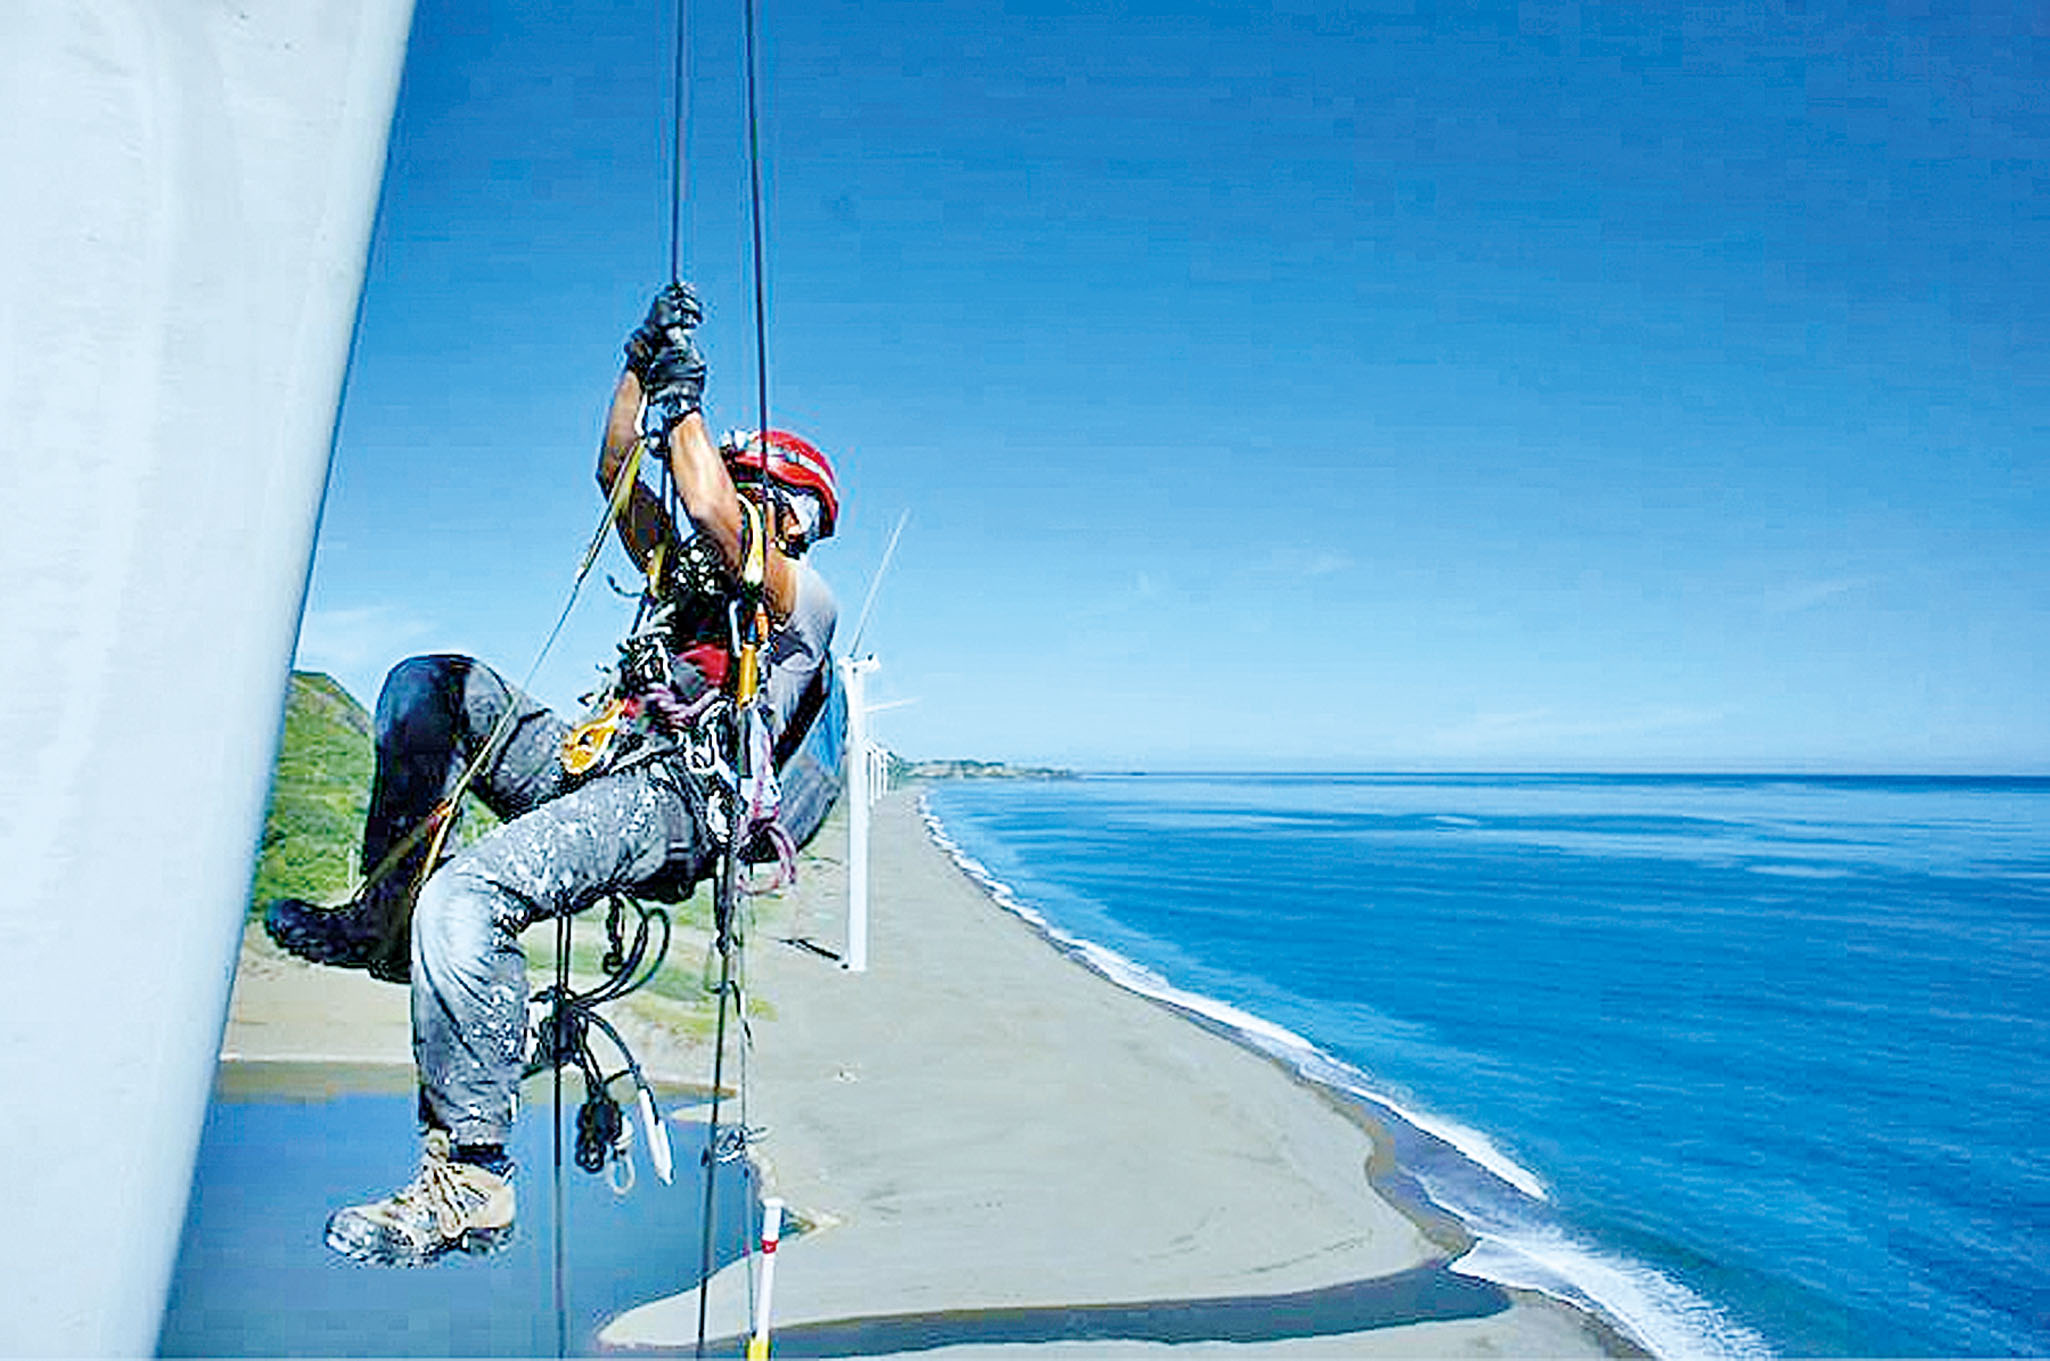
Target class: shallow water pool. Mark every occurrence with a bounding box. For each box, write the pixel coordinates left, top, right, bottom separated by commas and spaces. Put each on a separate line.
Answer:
158, 1062, 753, 1357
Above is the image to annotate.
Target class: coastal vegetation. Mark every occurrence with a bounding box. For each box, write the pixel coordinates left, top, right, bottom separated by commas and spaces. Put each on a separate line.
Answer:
887, 755, 1075, 781
248, 672, 376, 916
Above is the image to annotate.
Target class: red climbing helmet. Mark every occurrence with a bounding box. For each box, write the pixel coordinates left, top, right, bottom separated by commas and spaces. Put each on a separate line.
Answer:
720, 428, 840, 541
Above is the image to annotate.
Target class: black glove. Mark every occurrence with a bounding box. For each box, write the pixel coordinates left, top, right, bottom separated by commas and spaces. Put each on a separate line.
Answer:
640, 331, 706, 417
624, 282, 703, 379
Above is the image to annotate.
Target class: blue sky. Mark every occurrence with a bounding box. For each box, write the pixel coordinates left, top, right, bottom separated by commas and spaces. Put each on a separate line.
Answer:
298, 0, 2048, 772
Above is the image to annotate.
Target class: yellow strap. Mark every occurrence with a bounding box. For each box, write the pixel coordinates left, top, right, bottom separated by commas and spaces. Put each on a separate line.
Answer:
735, 640, 759, 703
347, 432, 659, 913
350, 798, 451, 903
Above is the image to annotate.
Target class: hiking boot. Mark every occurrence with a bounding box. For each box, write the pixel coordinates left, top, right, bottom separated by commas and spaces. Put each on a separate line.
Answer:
263, 896, 410, 983
325, 1131, 515, 1267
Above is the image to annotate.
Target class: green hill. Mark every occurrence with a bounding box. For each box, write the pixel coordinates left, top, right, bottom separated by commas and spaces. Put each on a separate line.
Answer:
249, 672, 376, 917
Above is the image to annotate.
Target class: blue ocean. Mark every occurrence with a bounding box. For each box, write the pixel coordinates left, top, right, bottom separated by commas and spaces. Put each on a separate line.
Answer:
919, 774, 2050, 1360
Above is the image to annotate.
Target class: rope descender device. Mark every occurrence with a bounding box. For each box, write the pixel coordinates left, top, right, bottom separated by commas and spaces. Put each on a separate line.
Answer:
527, 892, 677, 1195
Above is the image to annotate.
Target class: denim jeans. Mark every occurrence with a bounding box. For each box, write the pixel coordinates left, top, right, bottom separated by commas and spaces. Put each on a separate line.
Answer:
366, 655, 710, 1145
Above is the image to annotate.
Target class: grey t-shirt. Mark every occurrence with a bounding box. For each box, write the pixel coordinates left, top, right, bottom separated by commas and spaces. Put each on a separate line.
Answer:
765, 559, 836, 741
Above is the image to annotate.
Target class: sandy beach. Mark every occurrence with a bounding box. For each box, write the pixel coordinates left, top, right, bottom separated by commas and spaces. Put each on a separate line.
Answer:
223, 788, 1632, 1357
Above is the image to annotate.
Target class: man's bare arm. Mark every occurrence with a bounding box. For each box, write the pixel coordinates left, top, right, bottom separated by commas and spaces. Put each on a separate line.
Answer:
664, 413, 802, 620
596, 369, 676, 570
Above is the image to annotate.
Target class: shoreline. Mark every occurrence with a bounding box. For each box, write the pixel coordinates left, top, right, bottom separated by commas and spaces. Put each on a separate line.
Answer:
220, 790, 1638, 1357
907, 792, 1650, 1360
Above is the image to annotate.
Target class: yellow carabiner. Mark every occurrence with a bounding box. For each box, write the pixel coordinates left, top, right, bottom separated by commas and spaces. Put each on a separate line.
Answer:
560, 697, 627, 775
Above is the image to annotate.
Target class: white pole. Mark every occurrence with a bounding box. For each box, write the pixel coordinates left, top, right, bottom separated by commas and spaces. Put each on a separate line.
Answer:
842, 654, 880, 972
747, 1197, 784, 1360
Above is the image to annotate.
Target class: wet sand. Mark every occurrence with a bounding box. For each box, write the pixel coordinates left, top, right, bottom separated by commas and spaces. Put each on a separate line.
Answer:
223, 789, 1634, 1357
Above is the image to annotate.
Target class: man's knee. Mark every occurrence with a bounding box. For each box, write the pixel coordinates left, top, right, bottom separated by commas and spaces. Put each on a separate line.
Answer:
374, 654, 471, 735
410, 870, 459, 971
410, 860, 514, 980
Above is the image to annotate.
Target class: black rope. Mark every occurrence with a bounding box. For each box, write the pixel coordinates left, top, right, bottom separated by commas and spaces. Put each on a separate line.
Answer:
668, 0, 690, 284
695, 855, 739, 1357
542, 0, 694, 1342
695, 0, 780, 1353
553, 909, 571, 1360
744, 0, 772, 462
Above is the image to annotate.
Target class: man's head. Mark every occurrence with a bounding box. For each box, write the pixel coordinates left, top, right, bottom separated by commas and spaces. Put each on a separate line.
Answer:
720, 429, 840, 556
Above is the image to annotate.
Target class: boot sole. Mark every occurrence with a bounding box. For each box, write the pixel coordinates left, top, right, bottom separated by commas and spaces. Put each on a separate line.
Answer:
263, 905, 380, 971
325, 1219, 515, 1267
458, 1222, 516, 1257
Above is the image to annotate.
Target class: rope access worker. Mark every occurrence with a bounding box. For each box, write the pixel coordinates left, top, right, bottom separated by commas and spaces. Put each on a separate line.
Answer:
262, 283, 840, 1266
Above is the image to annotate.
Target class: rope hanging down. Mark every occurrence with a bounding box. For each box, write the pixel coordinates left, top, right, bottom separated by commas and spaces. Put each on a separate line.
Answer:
535, 0, 694, 1305
347, 422, 654, 962
544, 0, 706, 1344
697, 0, 781, 1351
